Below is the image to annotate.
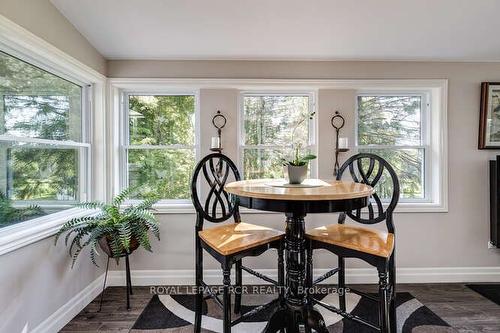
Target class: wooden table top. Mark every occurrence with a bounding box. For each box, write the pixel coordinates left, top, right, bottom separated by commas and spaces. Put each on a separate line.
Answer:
225, 179, 373, 201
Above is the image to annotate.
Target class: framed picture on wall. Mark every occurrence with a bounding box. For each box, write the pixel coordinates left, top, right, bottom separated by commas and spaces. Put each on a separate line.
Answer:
479, 82, 500, 149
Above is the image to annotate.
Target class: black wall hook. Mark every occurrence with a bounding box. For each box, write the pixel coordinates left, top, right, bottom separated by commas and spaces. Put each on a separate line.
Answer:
331, 111, 349, 176
210, 110, 227, 152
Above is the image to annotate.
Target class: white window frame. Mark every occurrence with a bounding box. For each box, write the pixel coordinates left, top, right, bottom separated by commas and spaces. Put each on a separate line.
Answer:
0, 14, 107, 256
238, 91, 318, 179
108, 78, 447, 214
354, 85, 447, 212
118, 90, 200, 208
355, 91, 431, 203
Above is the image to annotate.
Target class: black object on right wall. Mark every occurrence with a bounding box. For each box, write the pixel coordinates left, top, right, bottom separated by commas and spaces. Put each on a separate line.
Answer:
489, 156, 500, 248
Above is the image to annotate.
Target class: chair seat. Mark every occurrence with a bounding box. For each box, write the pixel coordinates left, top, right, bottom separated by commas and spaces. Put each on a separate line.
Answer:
306, 224, 394, 258
199, 222, 284, 256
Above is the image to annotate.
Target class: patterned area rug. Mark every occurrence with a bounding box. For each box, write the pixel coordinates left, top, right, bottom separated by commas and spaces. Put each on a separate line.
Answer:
467, 284, 500, 306
131, 292, 455, 332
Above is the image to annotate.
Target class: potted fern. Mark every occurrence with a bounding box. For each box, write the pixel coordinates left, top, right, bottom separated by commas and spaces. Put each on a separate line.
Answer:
55, 188, 159, 267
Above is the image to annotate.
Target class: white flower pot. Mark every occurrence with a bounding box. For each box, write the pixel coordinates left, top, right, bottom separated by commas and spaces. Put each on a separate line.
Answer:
287, 165, 307, 184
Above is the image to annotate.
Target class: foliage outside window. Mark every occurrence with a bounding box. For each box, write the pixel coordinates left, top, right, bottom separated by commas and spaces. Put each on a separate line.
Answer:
241, 94, 314, 179
357, 94, 428, 200
125, 95, 196, 200
0, 51, 87, 228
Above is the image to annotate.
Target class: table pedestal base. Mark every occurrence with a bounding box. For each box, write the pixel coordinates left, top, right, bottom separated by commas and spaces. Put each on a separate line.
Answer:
262, 212, 328, 333
263, 303, 328, 333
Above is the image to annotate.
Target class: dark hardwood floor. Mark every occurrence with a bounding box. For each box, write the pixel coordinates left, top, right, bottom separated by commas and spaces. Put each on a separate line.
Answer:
60, 284, 500, 332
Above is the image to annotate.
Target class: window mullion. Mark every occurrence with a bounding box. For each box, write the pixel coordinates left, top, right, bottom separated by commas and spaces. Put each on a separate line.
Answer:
357, 144, 427, 150
0, 135, 90, 148
125, 144, 195, 150
241, 145, 292, 149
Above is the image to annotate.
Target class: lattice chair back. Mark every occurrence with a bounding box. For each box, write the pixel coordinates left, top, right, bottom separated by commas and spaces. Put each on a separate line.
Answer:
191, 153, 241, 227
336, 153, 400, 233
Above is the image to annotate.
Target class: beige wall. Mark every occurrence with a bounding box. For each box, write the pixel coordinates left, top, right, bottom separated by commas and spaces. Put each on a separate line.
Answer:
108, 60, 500, 277
0, 236, 103, 333
0, 0, 106, 74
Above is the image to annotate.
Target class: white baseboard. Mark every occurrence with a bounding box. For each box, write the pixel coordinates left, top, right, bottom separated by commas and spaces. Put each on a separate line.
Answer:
32, 274, 104, 333
107, 266, 500, 286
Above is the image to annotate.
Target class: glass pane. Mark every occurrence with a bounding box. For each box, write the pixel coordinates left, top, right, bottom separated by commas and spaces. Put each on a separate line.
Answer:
128, 148, 195, 199
358, 95, 422, 146
242, 148, 286, 180
0, 142, 81, 228
358, 148, 424, 199
129, 95, 195, 146
0, 51, 82, 141
243, 95, 310, 146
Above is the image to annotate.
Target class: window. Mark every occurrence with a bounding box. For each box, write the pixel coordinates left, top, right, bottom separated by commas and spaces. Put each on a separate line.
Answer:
123, 94, 197, 201
0, 51, 89, 228
240, 93, 315, 179
356, 93, 429, 201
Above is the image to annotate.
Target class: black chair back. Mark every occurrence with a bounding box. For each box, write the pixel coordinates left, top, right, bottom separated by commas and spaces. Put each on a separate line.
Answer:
336, 153, 400, 233
191, 153, 241, 228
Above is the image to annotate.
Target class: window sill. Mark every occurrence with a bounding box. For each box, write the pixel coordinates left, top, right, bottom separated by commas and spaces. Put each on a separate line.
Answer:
142, 202, 448, 215
394, 202, 448, 213
0, 208, 94, 256
151, 203, 196, 214
138, 203, 279, 215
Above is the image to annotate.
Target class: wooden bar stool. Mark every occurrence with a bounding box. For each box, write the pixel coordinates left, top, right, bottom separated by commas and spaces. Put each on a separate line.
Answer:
306, 153, 400, 333
191, 153, 285, 333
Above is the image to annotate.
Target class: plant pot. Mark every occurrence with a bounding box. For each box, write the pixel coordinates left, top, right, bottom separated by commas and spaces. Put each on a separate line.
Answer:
287, 165, 307, 184
98, 235, 140, 258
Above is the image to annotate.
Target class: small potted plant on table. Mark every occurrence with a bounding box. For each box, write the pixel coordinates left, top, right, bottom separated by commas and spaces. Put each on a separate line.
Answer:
281, 148, 317, 184
280, 111, 317, 184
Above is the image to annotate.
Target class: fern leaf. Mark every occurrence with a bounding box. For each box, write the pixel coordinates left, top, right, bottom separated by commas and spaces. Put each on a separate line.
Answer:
77, 201, 106, 210
109, 236, 123, 259
55, 216, 93, 245
118, 223, 131, 252
112, 188, 134, 207
125, 197, 158, 212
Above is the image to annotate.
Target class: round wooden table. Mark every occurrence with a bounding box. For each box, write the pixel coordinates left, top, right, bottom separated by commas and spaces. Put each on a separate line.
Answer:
225, 179, 373, 332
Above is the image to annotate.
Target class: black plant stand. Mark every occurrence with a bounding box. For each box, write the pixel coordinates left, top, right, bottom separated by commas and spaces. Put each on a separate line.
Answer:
98, 253, 133, 311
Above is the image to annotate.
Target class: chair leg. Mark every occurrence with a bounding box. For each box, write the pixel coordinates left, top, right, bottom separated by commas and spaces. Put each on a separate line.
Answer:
194, 239, 203, 333
389, 254, 397, 333
194, 238, 203, 333
125, 254, 131, 310
98, 256, 110, 312
222, 265, 232, 333
338, 256, 346, 312
378, 269, 390, 333
234, 260, 242, 314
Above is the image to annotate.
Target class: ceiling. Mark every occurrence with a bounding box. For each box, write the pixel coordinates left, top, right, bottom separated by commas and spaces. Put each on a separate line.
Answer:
50, 0, 500, 61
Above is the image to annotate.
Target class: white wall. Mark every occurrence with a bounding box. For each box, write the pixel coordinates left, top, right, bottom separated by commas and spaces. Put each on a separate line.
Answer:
0, 237, 103, 333
0, 0, 106, 75
0, 7, 106, 333
107, 60, 500, 283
